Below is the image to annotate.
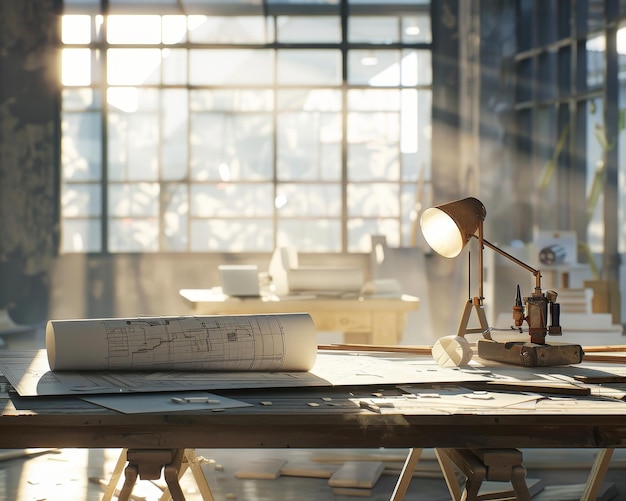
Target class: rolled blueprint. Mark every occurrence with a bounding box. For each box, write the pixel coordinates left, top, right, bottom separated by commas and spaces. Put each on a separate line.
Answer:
46, 313, 317, 372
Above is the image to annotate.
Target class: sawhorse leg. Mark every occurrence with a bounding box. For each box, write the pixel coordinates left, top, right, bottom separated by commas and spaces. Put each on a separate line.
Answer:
117, 449, 185, 501
390, 448, 423, 501
104, 448, 214, 501
160, 449, 215, 501
581, 448, 615, 501
102, 449, 130, 501
435, 448, 531, 501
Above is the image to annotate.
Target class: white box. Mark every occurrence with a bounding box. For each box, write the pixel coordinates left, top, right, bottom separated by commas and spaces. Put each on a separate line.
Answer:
219, 265, 260, 297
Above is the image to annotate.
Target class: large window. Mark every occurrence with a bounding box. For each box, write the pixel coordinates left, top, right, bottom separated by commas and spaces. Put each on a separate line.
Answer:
513, 0, 626, 282
60, 0, 432, 253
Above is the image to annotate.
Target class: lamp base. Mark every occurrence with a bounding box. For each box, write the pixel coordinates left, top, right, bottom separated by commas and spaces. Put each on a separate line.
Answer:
477, 339, 583, 367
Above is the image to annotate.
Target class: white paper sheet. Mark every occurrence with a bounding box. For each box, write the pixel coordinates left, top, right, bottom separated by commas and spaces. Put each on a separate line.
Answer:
46, 313, 317, 372
82, 392, 253, 414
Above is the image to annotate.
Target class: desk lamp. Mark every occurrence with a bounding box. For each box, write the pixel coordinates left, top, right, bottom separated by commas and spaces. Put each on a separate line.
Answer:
420, 197, 583, 367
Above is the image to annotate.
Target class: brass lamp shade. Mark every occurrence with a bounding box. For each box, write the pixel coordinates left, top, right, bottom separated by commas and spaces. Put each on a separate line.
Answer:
420, 197, 486, 258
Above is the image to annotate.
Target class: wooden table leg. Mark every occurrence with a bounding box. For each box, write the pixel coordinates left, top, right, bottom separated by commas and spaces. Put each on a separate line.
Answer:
117, 462, 139, 501
159, 449, 215, 501
435, 449, 463, 501
185, 449, 216, 501
115, 449, 187, 501
581, 448, 615, 501
390, 448, 422, 501
510, 464, 531, 501
436, 448, 531, 501
163, 448, 186, 501
102, 448, 128, 501
371, 312, 400, 345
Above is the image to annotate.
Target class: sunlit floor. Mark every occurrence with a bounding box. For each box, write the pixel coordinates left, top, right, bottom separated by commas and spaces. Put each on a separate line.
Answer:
3, 446, 626, 500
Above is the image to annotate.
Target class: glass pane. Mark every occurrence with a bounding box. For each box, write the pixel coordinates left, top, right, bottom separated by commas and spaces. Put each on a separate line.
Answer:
191, 89, 274, 111
518, 0, 534, 51
163, 15, 187, 44
107, 49, 162, 85
401, 183, 420, 245
277, 50, 342, 85
348, 183, 399, 216
277, 219, 341, 252
64, 0, 99, 7
402, 49, 431, 86
162, 48, 187, 85
400, 89, 431, 181
348, 16, 399, 43
348, 0, 428, 3
537, 1, 556, 46
189, 49, 274, 85
190, 113, 273, 181
557, 46, 571, 98
277, 16, 341, 43
162, 183, 188, 251
537, 50, 557, 102
277, 89, 341, 111
586, 36, 605, 89
62, 15, 92, 44
162, 89, 188, 180
108, 182, 160, 217
348, 89, 400, 111
586, 98, 605, 253
63, 88, 101, 111
617, 26, 626, 253
402, 14, 431, 43
269, 0, 340, 4
347, 217, 400, 253
109, 218, 159, 252
107, 15, 162, 43
109, 0, 178, 7
61, 219, 102, 253
188, 16, 271, 44
347, 111, 400, 180
277, 112, 341, 181
62, 183, 101, 218
588, 0, 604, 33
190, 219, 274, 252
348, 50, 401, 86
62, 111, 102, 181
409, 90, 431, 180
516, 58, 534, 103
108, 91, 160, 181
190, 184, 273, 217
276, 183, 341, 216
62, 49, 92, 86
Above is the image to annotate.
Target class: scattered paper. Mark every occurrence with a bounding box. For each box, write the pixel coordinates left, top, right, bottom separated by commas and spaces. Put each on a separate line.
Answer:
81, 392, 252, 414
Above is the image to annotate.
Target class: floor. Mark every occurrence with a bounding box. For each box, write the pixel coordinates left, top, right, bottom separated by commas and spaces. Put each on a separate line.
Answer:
3, 444, 626, 500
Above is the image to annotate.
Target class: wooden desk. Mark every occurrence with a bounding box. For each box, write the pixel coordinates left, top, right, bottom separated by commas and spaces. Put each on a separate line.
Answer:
179, 289, 419, 345
2, 351, 626, 500
4, 369, 626, 450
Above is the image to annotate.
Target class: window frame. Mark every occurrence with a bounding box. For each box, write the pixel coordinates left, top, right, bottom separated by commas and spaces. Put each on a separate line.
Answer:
60, 0, 434, 255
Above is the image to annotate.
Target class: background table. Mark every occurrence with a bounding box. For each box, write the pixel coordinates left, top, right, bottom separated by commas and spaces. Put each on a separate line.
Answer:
179, 289, 419, 345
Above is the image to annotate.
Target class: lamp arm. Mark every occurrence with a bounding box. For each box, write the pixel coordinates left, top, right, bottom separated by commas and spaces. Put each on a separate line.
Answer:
473, 235, 542, 289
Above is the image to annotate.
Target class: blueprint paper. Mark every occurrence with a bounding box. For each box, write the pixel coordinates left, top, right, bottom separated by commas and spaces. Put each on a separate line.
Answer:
46, 313, 317, 372
0, 350, 492, 397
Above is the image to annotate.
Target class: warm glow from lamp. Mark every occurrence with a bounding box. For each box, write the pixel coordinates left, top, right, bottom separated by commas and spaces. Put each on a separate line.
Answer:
420, 197, 485, 258
420, 209, 465, 257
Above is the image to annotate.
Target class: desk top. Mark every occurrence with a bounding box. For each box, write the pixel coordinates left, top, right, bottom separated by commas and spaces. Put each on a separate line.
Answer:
179, 288, 420, 311
2, 349, 626, 451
